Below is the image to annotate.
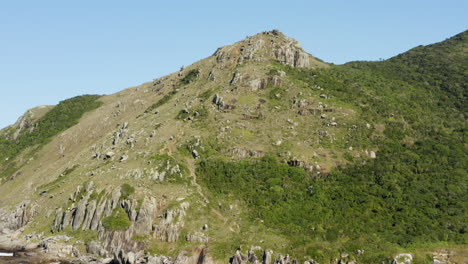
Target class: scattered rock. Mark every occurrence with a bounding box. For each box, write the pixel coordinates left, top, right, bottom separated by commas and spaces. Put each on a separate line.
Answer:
120, 155, 129, 162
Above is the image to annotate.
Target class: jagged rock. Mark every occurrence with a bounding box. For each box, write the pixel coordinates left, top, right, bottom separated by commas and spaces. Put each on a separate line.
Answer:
273, 38, 310, 68
82, 200, 97, 230
213, 94, 224, 108
52, 208, 63, 232
230, 72, 242, 85
248, 248, 259, 263
61, 208, 75, 230
104, 188, 121, 217
153, 203, 189, 242
72, 196, 89, 230
232, 250, 248, 264
0, 201, 38, 232
121, 199, 138, 222
134, 197, 158, 235
90, 198, 107, 230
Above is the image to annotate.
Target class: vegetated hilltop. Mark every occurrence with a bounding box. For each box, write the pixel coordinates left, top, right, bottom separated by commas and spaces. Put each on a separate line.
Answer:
0, 30, 466, 264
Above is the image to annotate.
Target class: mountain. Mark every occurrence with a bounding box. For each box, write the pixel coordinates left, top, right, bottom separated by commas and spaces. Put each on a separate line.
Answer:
0, 30, 466, 264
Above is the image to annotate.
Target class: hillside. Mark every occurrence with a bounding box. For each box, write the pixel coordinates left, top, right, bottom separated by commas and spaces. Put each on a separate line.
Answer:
0, 30, 466, 264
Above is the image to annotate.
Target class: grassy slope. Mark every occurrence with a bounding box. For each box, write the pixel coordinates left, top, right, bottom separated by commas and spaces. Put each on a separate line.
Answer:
0, 95, 103, 179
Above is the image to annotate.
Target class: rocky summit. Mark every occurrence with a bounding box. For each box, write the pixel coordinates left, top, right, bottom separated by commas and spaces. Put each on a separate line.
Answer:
0, 30, 467, 264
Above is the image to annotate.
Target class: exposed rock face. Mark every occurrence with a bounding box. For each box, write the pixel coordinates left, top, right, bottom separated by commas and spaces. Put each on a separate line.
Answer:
90, 198, 107, 230
72, 196, 89, 230
153, 202, 189, 242
82, 199, 97, 230
48, 183, 193, 260
273, 41, 310, 68
134, 197, 158, 235
0, 200, 37, 232
213, 30, 323, 70
231, 250, 248, 264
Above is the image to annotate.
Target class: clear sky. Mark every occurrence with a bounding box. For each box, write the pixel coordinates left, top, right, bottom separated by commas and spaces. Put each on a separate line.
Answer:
0, 0, 467, 129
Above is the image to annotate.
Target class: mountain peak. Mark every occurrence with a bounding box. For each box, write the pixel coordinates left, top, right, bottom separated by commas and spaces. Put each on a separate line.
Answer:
213, 30, 327, 68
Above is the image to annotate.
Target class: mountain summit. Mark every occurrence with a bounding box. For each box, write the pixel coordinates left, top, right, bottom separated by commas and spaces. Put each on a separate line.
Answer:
0, 30, 466, 264
213, 30, 328, 68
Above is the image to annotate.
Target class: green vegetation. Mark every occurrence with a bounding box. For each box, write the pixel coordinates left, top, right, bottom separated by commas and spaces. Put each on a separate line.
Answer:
102, 207, 131, 230
197, 31, 467, 262
180, 69, 200, 85
0, 95, 102, 179
120, 183, 135, 200
145, 89, 178, 113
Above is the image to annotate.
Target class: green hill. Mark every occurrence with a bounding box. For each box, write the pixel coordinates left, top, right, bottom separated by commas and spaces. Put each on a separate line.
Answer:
0, 30, 466, 264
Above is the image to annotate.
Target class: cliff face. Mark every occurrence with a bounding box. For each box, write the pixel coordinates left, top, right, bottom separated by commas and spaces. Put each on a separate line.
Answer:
0, 30, 466, 264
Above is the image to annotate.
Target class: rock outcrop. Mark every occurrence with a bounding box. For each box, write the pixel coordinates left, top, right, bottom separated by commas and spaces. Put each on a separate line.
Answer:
0, 200, 37, 232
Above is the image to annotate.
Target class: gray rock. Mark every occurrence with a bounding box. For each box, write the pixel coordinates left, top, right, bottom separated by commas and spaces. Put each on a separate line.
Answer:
0, 201, 38, 232
213, 94, 224, 108
134, 197, 157, 235
61, 208, 75, 230
52, 208, 63, 232
263, 250, 273, 264
393, 253, 413, 264
82, 200, 97, 230
192, 150, 200, 159
230, 72, 242, 85
106, 151, 115, 158
72, 197, 89, 230
232, 250, 248, 264
90, 198, 107, 230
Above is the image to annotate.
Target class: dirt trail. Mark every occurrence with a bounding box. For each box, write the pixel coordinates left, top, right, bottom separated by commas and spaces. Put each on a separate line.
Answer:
186, 158, 227, 222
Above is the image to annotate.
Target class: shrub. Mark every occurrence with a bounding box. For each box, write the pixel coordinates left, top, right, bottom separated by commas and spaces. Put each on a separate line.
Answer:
120, 183, 135, 200
102, 207, 131, 230
180, 69, 200, 85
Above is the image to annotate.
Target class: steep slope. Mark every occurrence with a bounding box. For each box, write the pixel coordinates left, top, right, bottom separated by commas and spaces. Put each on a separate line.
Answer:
0, 30, 466, 264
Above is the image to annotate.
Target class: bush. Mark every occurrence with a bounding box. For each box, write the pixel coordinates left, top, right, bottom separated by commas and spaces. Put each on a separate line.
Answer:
102, 207, 131, 230
180, 69, 200, 85
145, 89, 178, 113
120, 183, 135, 200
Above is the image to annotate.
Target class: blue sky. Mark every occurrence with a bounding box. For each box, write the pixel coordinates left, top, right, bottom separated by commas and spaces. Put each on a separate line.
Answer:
0, 0, 467, 129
